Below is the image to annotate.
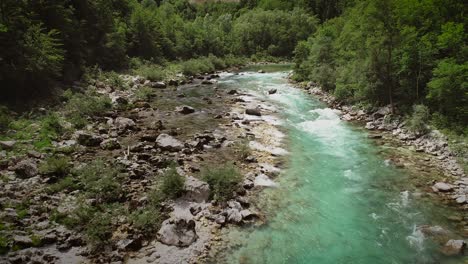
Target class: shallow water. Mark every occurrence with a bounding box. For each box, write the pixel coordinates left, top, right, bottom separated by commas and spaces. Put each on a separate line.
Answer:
216, 68, 465, 264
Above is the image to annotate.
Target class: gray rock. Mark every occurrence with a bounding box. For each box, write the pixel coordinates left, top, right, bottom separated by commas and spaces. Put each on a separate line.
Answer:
152, 82, 167, 88
155, 134, 183, 152
441, 239, 466, 256
14, 159, 38, 178
157, 219, 198, 247
114, 117, 135, 131
245, 108, 261, 116
100, 138, 121, 150
183, 176, 210, 203
258, 70, 265, 73
228, 90, 237, 95
227, 209, 242, 224
0, 140, 16, 150
13, 235, 33, 247
215, 215, 226, 225
176, 105, 195, 115
116, 238, 142, 251
75, 131, 102, 146
240, 209, 257, 221
432, 182, 453, 192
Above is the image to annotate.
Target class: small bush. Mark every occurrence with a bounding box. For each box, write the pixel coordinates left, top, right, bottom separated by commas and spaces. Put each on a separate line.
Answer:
134, 86, 154, 102
130, 208, 161, 234
63, 89, 112, 128
133, 64, 165, 81
104, 71, 128, 90
46, 176, 78, 194
76, 160, 124, 203
0, 235, 9, 254
39, 155, 71, 177
181, 58, 215, 76
407, 104, 430, 134
160, 166, 185, 199
208, 54, 226, 70
234, 140, 251, 160
202, 164, 242, 201
85, 211, 113, 249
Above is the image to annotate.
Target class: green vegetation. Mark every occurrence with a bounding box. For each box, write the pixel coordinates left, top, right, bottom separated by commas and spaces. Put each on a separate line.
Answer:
39, 156, 71, 177
160, 166, 186, 199
407, 105, 430, 135
293, 0, 466, 134
202, 164, 242, 201
63, 89, 112, 128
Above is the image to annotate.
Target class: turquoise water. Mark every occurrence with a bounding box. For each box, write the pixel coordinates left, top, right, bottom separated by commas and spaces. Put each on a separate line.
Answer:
216, 69, 464, 264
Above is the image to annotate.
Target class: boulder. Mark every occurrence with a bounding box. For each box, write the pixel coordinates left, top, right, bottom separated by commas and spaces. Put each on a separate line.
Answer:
183, 176, 210, 203
240, 209, 257, 221
13, 235, 33, 248
258, 70, 265, 73
176, 105, 195, 115
114, 117, 135, 131
227, 209, 242, 224
168, 79, 179, 86
432, 182, 453, 192
245, 108, 261, 116
0, 140, 16, 150
75, 131, 102, 146
14, 159, 38, 178
441, 239, 466, 256
157, 219, 198, 247
100, 138, 121, 150
228, 90, 237, 95
373, 105, 392, 119
156, 134, 183, 152
152, 82, 167, 88
268, 89, 277, 95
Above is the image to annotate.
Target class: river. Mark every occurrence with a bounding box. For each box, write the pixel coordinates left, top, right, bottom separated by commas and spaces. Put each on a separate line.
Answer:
214, 65, 465, 264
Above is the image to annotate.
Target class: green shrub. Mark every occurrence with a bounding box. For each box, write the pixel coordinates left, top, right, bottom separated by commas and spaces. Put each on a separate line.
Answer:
160, 166, 185, 199
63, 89, 112, 128
181, 58, 215, 76
208, 55, 226, 70
132, 64, 165, 81
104, 71, 128, 90
0, 235, 9, 254
134, 86, 154, 102
407, 104, 430, 134
46, 176, 78, 194
39, 155, 71, 176
202, 164, 242, 201
130, 209, 161, 234
85, 211, 113, 249
76, 160, 124, 202
234, 140, 251, 160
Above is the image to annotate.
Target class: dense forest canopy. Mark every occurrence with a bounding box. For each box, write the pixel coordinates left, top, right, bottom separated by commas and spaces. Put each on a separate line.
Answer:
0, 0, 466, 132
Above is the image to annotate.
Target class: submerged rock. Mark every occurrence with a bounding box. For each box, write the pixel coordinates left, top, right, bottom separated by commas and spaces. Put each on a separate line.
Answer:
268, 89, 277, 95
176, 105, 195, 115
441, 239, 466, 256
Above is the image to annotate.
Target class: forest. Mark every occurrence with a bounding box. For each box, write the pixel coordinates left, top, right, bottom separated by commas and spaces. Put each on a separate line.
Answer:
1, 0, 466, 133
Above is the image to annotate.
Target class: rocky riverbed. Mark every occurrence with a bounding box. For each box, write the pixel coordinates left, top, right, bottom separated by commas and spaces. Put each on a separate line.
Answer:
0, 66, 292, 264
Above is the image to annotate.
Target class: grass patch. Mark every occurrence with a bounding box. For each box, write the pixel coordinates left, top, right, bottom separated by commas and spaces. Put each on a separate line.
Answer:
134, 86, 154, 102
130, 208, 161, 234
132, 64, 165, 81
202, 164, 242, 202
46, 176, 78, 194
62, 89, 112, 129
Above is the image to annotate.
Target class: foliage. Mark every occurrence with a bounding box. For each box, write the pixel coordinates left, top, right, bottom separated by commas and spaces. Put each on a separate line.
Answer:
407, 104, 430, 134
46, 176, 78, 194
0, 106, 12, 132
132, 64, 165, 81
130, 209, 161, 234
202, 164, 242, 201
160, 166, 186, 199
75, 160, 125, 203
39, 155, 71, 177
63, 90, 112, 128
84, 211, 113, 249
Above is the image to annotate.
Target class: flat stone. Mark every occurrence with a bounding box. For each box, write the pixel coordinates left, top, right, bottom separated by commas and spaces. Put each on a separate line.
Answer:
0, 140, 16, 150
433, 182, 453, 192
155, 134, 183, 152
441, 239, 466, 256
